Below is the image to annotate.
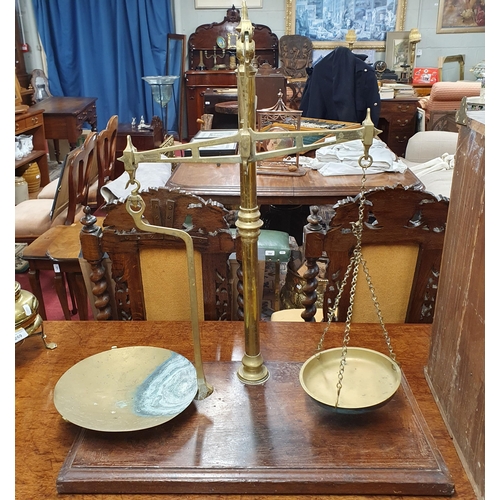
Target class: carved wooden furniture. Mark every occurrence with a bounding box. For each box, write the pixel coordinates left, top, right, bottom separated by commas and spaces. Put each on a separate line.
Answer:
299, 184, 449, 323
115, 115, 164, 178
378, 97, 420, 157
278, 34, 313, 110
185, 7, 279, 138
425, 112, 485, 498
30, 96, 98, 163
15, 107, 50, 187
15, 132, 98, 244
80, 187, 235, 321
16, 320, 479, 497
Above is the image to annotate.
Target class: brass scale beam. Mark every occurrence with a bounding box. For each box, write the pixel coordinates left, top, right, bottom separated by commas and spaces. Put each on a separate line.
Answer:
119, 1, 381, 397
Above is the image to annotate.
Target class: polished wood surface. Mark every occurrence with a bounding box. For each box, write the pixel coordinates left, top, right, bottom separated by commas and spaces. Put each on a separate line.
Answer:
426, 114, 485, 498
167, 161, 423, 207
31, 96, 98, 162
16, 321, 475, 499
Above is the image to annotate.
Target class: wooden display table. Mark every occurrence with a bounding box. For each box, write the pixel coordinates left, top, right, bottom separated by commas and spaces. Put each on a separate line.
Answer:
30, 96, 98, 162
167, 161, 423, 207
15, 321, 478, 498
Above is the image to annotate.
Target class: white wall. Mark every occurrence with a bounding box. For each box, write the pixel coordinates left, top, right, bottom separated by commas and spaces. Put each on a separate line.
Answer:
20, 0, 485, 82
173, 0, 485, 81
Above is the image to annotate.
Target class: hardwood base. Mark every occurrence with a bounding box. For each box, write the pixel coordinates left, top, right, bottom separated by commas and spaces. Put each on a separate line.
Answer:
57, 361, 453, 495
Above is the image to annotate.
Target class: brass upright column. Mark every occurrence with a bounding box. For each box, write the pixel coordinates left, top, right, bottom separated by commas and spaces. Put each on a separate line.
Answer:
234, 4, 269, 384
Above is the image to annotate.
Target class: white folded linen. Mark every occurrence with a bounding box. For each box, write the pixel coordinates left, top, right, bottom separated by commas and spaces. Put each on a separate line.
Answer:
101, 161, 172, 203
407, 153, 455, 198
286, 138, 407, 176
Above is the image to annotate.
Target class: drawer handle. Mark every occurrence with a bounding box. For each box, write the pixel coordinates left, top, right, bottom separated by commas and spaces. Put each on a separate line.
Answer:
16, 123, 20, 131
31, 117, 39, 125
397, 105, 410, 112
395, 136, 408, 143
397, 119, 409, 126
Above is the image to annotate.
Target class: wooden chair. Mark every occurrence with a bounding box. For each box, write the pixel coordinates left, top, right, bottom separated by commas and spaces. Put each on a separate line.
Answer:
92, 114, 118, 209
80, 187, 236, 321
274, 184, 449, 323
15, 132, 98, 244
37, 115, 118, 210
278, 34, 313, 110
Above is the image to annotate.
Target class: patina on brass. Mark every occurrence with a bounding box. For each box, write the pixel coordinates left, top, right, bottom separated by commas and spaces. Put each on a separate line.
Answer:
124, 176, 213, 401
15, 281, 56, 349
118, 1, 382, 387
54, 346, 198, 431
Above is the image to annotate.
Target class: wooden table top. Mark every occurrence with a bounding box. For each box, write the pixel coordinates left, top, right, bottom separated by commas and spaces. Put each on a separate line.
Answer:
167, 162, 423, 206
31, 96, 97, 116
15, 321, 474, 499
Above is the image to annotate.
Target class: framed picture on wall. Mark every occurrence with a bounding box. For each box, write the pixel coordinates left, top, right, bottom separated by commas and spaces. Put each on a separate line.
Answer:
385, 31, 410, 73
195, 0, 262, 7
285, 0, 407, 50
437, 0, 485, 33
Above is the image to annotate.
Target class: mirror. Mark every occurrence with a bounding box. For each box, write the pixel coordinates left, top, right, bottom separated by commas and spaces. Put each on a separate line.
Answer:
166, 34, 186, 141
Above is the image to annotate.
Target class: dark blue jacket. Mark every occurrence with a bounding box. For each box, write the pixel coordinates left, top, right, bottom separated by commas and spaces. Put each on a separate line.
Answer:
300, 46, 380, 126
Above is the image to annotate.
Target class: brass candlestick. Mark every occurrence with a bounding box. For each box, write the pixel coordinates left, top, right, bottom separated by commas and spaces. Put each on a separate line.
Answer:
346, 29, 357, 51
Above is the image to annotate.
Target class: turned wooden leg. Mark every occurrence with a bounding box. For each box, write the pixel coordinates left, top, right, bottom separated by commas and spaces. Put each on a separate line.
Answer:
53, 139, 61, 163
27, 267, 47, 320
53, 270, 72, 320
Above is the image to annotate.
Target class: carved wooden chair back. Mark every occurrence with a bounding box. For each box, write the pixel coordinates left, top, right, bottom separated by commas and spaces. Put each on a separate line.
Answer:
80, 187, 235, 321
300, 184, 449, 323
278, 34, 313, 109
93, 114, 118, 209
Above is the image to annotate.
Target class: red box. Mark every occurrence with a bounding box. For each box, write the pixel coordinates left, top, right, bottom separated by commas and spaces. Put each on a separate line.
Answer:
413, 68, 439, 85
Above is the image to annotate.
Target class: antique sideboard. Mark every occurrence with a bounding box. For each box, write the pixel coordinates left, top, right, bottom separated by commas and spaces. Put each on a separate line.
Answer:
184, 7, 280, 139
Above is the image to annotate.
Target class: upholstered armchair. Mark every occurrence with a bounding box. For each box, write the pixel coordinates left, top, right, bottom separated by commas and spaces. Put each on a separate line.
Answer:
418, 81, 481, 132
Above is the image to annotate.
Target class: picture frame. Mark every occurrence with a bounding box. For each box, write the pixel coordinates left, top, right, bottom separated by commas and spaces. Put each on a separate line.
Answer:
194, 0, 262, 8
437, 0, 485, 34
285, 0, 407, 50
385, 31, 410, 73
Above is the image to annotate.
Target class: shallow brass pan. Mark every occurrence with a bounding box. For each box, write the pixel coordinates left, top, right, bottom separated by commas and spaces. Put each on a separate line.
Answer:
53, 346, 197, 432
299, 347, 401, 414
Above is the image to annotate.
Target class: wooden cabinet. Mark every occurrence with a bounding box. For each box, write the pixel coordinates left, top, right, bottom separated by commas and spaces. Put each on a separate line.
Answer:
378, 98, 419, 157
185, 70, 237, 139
425, 113, 485, 499
15, 108, 49, 186
185, 6, 279, 140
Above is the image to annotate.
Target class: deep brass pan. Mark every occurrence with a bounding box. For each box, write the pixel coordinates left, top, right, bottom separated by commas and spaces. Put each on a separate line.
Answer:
53, 346, 197, 432
300, 347, 401, 414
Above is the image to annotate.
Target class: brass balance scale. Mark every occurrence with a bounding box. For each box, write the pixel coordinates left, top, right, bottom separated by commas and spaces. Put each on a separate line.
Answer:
54, 2, 400, 431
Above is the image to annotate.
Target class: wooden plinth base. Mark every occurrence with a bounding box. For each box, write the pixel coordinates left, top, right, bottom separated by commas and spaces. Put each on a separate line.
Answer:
57, 362, 454, 495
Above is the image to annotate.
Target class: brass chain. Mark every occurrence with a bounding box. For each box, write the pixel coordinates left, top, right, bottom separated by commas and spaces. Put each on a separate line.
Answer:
314, 153, 398, 407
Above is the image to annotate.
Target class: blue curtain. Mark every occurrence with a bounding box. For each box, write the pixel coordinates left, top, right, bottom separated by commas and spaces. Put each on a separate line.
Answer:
32, 0, 175, 132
